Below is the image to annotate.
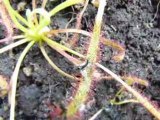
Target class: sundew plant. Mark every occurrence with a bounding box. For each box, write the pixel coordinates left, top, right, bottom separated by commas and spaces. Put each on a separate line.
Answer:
0, 0, 160, 120
1, 0, 86, 119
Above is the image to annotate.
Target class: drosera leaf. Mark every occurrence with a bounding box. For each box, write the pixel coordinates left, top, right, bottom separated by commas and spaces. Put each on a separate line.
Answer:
68, 0, 89, 47
88, 108, 103, 120
110, 75, 149, 105
0, 0, 14, 43
1, 0, 89, 119
0, 38, 29, 54
39, 43, 77, 80
9, 41, 35, 120
110, 99, 139, 105
121, 75, 149, 87
2, 0, 29, 32
42, 36, 85, 59
100, 75, 149, 87
66, 0, 106, 118
100, 74, 149, 105
47, 28, 125, 62
96, 63, 160, 120
46, 28, 91, 38
49, 0, 85, 17
100, 37, 125, 62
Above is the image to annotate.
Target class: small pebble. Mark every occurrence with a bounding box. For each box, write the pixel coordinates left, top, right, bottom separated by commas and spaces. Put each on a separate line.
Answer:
23, 66, 32, 77
0, 116, 3, 120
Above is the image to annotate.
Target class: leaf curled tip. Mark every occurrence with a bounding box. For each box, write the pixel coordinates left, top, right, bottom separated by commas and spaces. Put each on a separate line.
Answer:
122, 75, 149, 87
110, 99, 139, 105
101, 75, 149, 87
101, 37, 125, 62
112, 53, 125, 62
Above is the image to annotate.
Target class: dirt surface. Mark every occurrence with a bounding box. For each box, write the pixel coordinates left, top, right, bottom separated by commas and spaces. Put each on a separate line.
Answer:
0, 0, 160, 120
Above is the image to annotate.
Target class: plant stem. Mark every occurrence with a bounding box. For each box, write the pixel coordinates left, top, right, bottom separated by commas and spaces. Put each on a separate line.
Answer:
2, 0, 28, 32
49, 0, 84, 16
0, 39, 29, 54
40, 44, 76, 80
41, 0, 48, 8
0, 1, 13, 43
87, 0, 106, 63
110, 99, 139, 105
9, 41, 35, 120
55, 50, 83, 66
47, 29, 91, 37
67, 0, 106, 117
12, 35, 25, 40
66, 68, 93, 117
36, 0, 84, 32
89, 108, 103, 120
32, 8, 51, 32
43, 36, 85, 58
32, 0, 38, 26
69, 0, 89, 47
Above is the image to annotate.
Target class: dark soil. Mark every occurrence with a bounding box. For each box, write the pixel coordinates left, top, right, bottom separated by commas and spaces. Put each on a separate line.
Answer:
0, 0, 160, 120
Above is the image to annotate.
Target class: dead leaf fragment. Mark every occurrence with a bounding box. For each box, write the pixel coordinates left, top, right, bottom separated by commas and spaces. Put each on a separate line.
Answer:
0, 75, 9, 97
92, 0, 99, 7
